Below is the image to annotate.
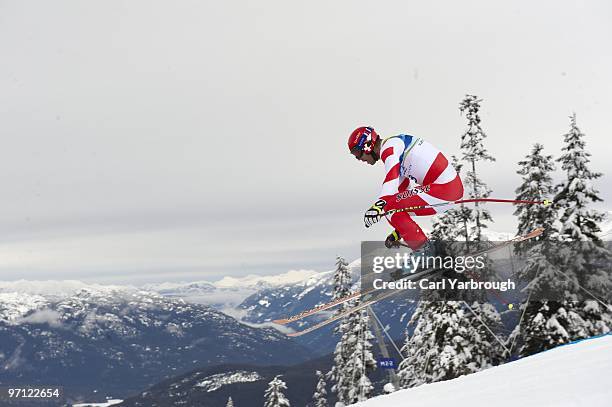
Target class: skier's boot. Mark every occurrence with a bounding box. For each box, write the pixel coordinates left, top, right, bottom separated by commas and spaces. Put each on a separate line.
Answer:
384, 230, 402, 249
389, 240, 438, 281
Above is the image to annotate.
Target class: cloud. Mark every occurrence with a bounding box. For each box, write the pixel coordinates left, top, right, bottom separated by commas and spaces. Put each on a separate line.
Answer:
17, 309, 64, 328
236, 319, 295, 335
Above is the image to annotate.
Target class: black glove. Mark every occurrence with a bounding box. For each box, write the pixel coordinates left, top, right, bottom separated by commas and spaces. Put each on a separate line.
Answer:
385, 230, 402, 248
364, 199, 386, 228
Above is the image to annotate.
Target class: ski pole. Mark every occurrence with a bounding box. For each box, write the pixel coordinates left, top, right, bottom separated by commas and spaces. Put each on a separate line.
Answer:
382, 198, 552, 217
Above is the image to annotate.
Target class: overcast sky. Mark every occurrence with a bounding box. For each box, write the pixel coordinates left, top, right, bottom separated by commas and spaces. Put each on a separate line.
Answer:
0, 0, 610, 284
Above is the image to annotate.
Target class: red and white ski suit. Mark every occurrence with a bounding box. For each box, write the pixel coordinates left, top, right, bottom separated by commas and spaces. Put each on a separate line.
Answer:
378, 135, 463, 249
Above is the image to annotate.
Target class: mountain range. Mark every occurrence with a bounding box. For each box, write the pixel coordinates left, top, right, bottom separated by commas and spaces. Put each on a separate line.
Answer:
0, 287, 311, 405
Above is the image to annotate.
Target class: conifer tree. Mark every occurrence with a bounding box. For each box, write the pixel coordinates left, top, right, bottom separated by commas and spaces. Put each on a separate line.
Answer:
328, 257, 352, 404
329, 297, 376, 405
399, 98, 506, 387
328, 256, 378, 404
458, 96, 501, 331
264, 376, 290, 407
459, 95, 495, 241
340, 306, 377, 404
514, 143, 557, 252
311, 370, 327, 407
553, 114, 612, 336
509, 143, 571, 356
510, 143, 563, 356
556, 114, 604, 241
332, 256, 352, 314
511, 117, 612, 356
399, 207, 504, 387
398, 301, 471, 386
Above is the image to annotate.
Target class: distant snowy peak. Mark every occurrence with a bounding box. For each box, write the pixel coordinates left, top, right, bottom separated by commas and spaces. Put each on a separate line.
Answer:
0, 287, 155, 325
600, 210, 612, 239
142, 281, 217, 295
0, 280, 133, 298
0, 270, 319, 298
253, 261, 361, 297
215, 269, 318, 288
0, 270, 320, 310
139, 270, 322, 308
0, 288, 163, 325
0, 292, 48, 322
480, 229, 515, 241
238, 260, 362, 327
142, 269, 319, 293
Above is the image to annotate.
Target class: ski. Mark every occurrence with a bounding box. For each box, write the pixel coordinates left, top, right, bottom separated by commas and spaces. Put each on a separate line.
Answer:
286, 228, 544, 337
274, 266, 421, 325
272, 291, 362, 325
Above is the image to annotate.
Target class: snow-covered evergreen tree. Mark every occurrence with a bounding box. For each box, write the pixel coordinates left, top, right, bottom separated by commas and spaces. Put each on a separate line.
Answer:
340, 306, 377, 404
512, 301, 586, 357
327, 257, 375, 405
327, 256, 353, 405
465, 300, 505, 363
457, 97, 501, 316
264, 376, 290, 407
514, 143, 557, 252
510, 117, 612, 357
399, 209, 504, 387
398, 298, 505, 387
398, 300, 494, 386
556, 114, 604, 241
509, 143, 570, 356
553, 114, 612, 335
330, 298, 376, 405
226, 396, 234, 407
459, 94, 495, 241
311, 370, 327, 407
332, 256, 352, 314
399, 97, 505, 387
329, 338, 347, 406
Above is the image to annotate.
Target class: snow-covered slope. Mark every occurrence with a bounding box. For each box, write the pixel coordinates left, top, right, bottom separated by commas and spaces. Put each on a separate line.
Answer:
358, 334, 612, 407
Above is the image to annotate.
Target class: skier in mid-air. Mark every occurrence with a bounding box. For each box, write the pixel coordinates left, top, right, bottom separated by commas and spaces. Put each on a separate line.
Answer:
273, 131, 543, 333
348, 126, 464, 252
